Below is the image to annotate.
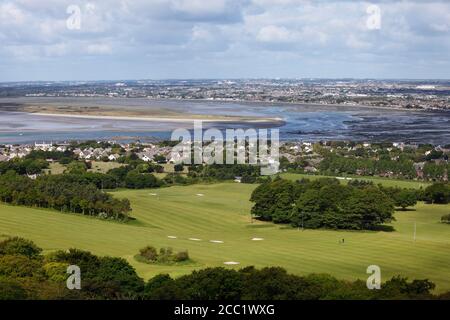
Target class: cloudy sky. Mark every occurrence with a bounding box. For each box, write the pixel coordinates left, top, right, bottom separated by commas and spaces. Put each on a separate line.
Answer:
0, 0, 449, 81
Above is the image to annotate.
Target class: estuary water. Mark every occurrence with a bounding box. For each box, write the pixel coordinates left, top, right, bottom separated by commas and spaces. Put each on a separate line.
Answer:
0, 97, 449, 144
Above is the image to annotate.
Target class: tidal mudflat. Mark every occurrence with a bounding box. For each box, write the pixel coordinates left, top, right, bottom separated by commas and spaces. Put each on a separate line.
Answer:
0, 97, 448, 144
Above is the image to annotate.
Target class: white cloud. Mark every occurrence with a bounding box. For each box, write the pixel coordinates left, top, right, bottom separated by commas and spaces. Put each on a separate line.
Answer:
85, 43, 112, 55
0, 0, 449, 80
257, 25, 293, 43
0, 2, 26, 25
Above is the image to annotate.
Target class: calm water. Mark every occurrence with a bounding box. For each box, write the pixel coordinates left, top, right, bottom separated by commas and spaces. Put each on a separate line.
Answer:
0, 97, 449, 144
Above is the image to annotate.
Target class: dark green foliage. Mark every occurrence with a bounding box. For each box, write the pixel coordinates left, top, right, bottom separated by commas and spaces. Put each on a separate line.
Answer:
0, 172, 132, 220
49, 248, 144, 299
0, 237, 42, 258
176, 267, 243, 300
137, 246, 190, 264
25, 150, 74, 161
0, 279, 28, 300
0, 158, 49, 175
188, 164, 261, 183
125, 170, 161, 189
441, 214, 450, 224
0, 236, 447, 300
251, 178, 395, 230
144, 266, 440, 301
143, 274, 182, 300
424, 183, 450, 204
153, 155, 167, 164
319, 154, 416, 179
162, 173, 194, 185
394, 189, 418, 210
174, 164, 184, 172
250, 178, 299, 222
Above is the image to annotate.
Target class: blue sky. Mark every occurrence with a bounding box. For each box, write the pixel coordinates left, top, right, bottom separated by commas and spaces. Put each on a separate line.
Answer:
0, 0, 449, 81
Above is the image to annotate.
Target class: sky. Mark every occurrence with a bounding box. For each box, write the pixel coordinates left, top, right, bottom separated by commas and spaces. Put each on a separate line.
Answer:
0, 0, 449, 81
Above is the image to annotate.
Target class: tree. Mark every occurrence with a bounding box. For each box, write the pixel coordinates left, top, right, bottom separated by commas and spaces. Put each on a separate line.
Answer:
394, 190, 417, 210
176, 267, 243, 300
154, 155, 167, 164
144, 274, 183, 300
174, 164, 184, 172
343, 187, 395, 229
424, 183, 450, 204
125, 170, 160, 189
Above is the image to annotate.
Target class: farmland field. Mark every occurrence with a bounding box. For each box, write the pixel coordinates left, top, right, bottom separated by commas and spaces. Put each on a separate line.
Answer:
0, 181, 449, 291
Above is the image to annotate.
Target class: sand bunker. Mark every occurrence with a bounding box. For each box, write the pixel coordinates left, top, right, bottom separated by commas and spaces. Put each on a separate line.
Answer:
223, 261, 240, 265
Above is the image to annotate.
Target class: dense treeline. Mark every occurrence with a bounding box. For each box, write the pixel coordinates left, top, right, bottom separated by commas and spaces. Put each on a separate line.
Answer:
0, 171, 131, 221
250, 177, 449, 230
0, 158, 49, 175
319, 154, 417, 178
25, 150, 75, 161
251, 178, 396, 230
0, 237, 448, 300
188, 164, 262, 183
296, 150, 450, 181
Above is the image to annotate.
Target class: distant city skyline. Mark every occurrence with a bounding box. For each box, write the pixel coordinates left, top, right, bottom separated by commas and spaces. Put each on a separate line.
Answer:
1, 0, 449, 81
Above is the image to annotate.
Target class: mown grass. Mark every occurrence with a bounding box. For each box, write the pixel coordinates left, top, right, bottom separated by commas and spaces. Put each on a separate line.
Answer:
0, 181, 449, 292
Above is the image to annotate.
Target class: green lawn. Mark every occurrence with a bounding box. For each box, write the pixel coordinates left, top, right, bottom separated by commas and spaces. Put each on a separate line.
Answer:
0, 182, 449, 292
44, 162, 66, 175
88, 161, 124, 173
280, 173, 431, 189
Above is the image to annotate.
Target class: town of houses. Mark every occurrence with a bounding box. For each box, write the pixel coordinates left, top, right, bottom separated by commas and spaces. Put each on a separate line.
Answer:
0, 141, 182, 164
0, 140, 448, 181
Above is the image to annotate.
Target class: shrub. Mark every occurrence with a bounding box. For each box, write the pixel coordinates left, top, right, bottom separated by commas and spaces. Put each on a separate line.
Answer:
174, 251, 189, 262
0, 255, 43, 278
158, 247, 173, 263
139, 246, 158, 261
441, 214, 450, 224
137, 246, 190, 264
0, 237, 42, 258
43, 262, 68, 282
174, 164, 184, 172
0, 279, 27, 300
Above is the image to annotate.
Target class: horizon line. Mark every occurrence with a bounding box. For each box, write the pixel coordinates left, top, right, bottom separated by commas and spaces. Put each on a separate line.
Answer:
1, 77, 450, 84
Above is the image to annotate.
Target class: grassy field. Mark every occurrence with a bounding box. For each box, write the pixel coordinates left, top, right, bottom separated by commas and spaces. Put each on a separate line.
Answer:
44, 161, 124, 175
88, 161, 124, 173
0, 182, 449, 291
281, 173, 431, 189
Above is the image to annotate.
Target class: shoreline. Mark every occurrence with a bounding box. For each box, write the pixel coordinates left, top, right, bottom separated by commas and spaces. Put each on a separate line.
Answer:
24, 111, 284, 125
0, 96, 442, 114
